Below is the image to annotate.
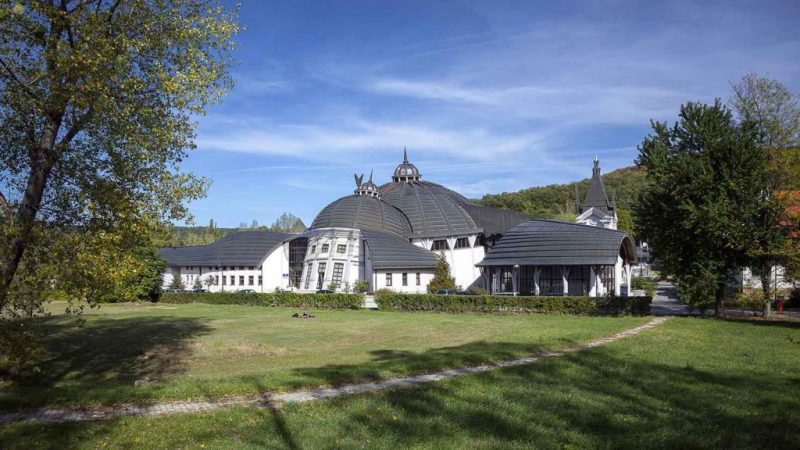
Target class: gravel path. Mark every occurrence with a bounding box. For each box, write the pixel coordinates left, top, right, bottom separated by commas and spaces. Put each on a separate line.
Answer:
0, 317, 668, 426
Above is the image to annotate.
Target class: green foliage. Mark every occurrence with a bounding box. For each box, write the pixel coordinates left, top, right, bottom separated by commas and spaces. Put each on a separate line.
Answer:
353, 280, 369, 294
427, 258, 456, 293
631, 277, 656, 297
192, 278, 203, 291
169, 274, 185, 291
616, 208, 635, 239
478, 166, 647, 223
634, 100, 765, 316
375, 293, 651, 315
0, 0, 239, 363
160, 292, 364, 309
327, 282, 338, 291
268, 212, 307, 233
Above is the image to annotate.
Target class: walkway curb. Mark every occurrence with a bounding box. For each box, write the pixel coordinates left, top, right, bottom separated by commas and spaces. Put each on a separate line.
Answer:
0, 317, 667, 426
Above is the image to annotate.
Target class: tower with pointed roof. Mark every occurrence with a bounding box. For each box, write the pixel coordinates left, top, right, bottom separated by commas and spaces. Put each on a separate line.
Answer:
392, 147, 421, 182
575, 157, 618, 229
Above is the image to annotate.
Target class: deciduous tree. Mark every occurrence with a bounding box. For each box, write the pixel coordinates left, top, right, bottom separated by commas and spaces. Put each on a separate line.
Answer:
634, 101, 764, 317
0, 1, 238, 317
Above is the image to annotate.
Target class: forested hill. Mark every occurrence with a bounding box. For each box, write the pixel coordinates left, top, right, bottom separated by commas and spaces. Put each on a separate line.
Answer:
477, 166, 647, 224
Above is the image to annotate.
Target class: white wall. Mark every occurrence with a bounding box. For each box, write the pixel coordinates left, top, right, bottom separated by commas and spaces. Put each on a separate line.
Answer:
374, 270, 434, 293
299, 228, 362, 292
411, 234, 484, 289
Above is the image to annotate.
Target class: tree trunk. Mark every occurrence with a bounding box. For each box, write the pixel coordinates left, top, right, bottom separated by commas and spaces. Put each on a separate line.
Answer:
715, 283, 726, 319
0, 117, 61, 310
759, 264, 772, 319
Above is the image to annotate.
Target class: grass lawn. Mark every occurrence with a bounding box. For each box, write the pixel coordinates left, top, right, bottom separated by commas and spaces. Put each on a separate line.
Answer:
2, 317, 798, 449
0, 302, 647, 409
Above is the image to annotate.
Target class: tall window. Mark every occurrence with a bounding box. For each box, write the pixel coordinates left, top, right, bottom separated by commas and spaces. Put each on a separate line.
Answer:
248, 276, 254, 286
431, 240, 449, 251
222, 276, 227, 286
214, 275, 219, 285
304, 264, 313, 289
332, 263, 344, 284
310, 245, 316, 255
454, 237, 470, 249
416, 273, 421, 285
385, 273, 392, 286
230, 275, 235, 286
258, 276, 262, 286
402, 273, 408, 286
239, 275, 245, 285
317, 262, 327, 290
337, 244, 347, 254
321, 243, 330, 253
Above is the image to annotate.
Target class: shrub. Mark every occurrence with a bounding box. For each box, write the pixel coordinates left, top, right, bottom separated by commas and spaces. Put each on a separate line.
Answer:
631, 277, 656, 297
374, 293, 651, 315
427, 258, 456, 293
468, 286, 488, 295
788, 288, 800, 308
160, 292, 363, 309
354, 280, 369, 294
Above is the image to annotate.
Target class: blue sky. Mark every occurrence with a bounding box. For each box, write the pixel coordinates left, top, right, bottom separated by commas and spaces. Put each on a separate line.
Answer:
184, 0, 800, 228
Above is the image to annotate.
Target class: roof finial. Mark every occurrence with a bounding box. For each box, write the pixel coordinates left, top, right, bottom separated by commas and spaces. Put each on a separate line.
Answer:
368, 169, 373, 182
403, 147, 408, 163
354, 173, 364, 188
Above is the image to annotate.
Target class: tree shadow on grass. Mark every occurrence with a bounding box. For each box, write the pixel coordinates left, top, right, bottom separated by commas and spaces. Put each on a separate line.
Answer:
0, 316, 212, 410
320, 348, 800, 449
280, 340, 561, 391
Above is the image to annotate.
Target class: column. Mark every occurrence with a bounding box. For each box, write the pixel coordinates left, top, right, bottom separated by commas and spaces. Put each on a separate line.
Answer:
625, 263, 632, 296
534, 267, 541, 296
512, 265, 519, 294
562, 266, 570, 296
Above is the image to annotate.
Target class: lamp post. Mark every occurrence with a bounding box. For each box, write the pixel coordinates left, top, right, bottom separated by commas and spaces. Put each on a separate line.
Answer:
220, 259, 224, 292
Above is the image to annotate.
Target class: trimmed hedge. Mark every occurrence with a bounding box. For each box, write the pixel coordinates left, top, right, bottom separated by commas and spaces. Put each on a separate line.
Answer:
374, 293, 651, 315
160, 292, 363, 309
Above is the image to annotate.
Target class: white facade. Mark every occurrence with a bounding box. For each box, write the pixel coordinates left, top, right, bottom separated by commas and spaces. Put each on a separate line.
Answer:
298, 228, 362, 292
411, 234, 485, 289
576, 208, 618, 230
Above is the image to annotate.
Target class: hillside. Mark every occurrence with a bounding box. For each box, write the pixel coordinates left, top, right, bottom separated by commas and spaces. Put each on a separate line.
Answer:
478, 166, 647, 224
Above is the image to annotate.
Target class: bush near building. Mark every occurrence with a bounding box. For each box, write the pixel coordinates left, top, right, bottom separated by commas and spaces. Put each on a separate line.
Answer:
161, 292, 363, 309
375, 293, 651, 315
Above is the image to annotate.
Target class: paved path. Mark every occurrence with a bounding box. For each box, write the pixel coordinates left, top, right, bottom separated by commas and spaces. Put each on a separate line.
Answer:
650, 281, 693, 316
0, 317, 667, 426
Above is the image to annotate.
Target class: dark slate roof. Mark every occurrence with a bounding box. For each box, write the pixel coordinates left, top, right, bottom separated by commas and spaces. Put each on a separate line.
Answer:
477, 220, 636, 267
582, 159, 614, 213
361, 229, 439, 269
392, 148, 421, 181
310, 195, 412, 237
379, 180, 481, 238
458, 203, 531, 236
159, 231, 292, 266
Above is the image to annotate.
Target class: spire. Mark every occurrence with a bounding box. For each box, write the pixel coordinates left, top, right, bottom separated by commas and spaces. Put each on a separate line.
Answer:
403, 147, 409, 163
368, 169, 373, 183
582, 157, 612, 213
355, 169, 380, 198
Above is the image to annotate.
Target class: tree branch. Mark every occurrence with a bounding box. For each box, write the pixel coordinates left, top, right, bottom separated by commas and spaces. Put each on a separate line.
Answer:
0, 191, 13, 226
0, 58, 42, 106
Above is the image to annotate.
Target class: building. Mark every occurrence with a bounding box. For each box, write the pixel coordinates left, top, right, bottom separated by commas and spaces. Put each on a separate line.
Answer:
575, 156, 618, 230
160, 152, 636, 296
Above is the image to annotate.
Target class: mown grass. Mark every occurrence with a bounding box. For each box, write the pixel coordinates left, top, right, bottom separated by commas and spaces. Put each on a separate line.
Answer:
3, 317, 798, 449
0, 302, 647, 409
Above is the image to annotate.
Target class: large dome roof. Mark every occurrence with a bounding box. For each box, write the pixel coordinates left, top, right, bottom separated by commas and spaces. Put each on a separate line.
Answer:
310, 195, 412, 237
378, 180, 481, 238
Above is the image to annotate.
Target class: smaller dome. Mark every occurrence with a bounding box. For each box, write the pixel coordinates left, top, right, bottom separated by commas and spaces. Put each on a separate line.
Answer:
310, 195, 412, 237
393, 148, 421, 182
355, 170, 381, 198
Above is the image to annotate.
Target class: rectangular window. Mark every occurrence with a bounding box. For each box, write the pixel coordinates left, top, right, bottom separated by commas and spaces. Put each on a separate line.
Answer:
455, 237, 470, 249
248, 276, 254, 286
214, 275, 219, 285
332, 263, 344, 284
416, 273, 421, 286
321, 243, 330, 253
337, 244, 347, 254
310, 245, 316, 255
431, 240, 449, 251
222, 276, 227, 286
304, 264, 313, 289
239, 275, 245, 285
248, 266, 254, 270
385, 273, 392, 287
258, 276, 262, 286
230, 276, 235, 286
402, 273, 408, 286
